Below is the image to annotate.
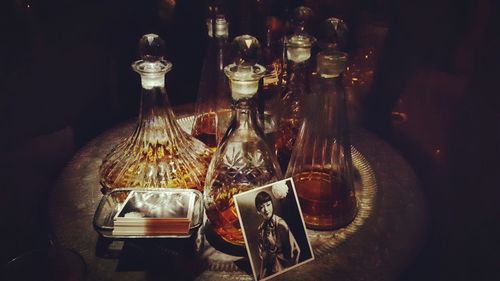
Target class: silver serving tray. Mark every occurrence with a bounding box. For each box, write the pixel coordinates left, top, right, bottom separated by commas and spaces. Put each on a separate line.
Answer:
93, 187, 204, 239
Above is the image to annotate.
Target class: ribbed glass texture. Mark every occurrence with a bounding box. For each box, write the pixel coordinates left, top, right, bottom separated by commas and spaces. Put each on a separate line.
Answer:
100, 35, 212, 193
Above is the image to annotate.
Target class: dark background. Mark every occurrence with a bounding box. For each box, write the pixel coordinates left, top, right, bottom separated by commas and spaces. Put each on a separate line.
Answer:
0, 0, 498, 280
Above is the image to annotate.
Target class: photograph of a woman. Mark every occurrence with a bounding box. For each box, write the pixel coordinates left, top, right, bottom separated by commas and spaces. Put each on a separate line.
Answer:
234, 179, 314, 281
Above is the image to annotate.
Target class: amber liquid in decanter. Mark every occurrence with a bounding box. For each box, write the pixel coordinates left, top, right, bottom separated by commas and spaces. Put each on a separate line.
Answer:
205, 184, 248, 245
293, 166, 357, 229
275, 117, 302, 171
191, 112, 217, 149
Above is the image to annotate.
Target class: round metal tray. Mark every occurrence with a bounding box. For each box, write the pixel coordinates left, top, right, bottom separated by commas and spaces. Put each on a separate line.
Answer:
48, 114, 425, 281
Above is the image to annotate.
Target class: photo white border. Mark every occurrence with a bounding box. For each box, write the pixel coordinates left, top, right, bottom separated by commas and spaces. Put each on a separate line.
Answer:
233, 177, 315, 281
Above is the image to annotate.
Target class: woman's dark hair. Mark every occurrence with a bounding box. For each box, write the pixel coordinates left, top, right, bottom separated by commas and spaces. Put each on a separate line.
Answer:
255, 191, 273, 210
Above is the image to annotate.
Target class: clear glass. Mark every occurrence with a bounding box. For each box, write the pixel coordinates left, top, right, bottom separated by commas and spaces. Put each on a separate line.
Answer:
275, 25, 316, 172
204, 35, 282, 246
192, 15, 232, 149
99, 34, 212, 193
285, 51, 358, 230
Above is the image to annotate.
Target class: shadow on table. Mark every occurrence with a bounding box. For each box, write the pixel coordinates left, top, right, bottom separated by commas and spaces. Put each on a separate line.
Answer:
95, 236, 205, 281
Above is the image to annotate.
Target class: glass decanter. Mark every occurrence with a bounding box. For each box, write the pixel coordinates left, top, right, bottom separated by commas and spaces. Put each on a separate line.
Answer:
99, 34, 212, 193
192, 14, 232, 149
204, 35, 283, 246
275, 15, 316, 171
254, 0, 289, 138
286, 50, 358, 230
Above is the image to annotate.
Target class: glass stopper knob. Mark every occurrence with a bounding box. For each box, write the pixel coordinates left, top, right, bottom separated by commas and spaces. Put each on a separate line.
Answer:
138, 33, 166, 61
292, 6, 313, 33
231, 35, 261, 67
320, 17, 349, 51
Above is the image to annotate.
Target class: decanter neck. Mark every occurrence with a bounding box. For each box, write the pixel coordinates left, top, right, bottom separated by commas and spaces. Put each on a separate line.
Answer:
309, 75, 346, 132
138, 85, 173, 120
320, 75, 343, 92
287, 61, 310, 90
233, 99, 262, 132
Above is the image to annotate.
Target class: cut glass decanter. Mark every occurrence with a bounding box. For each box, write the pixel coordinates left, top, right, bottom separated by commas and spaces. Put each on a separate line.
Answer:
204, 35, 283, 246
99, 34, 212, 193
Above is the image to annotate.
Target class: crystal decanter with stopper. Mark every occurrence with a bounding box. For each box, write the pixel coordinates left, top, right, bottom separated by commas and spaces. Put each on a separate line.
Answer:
286, 50, 358, 230
192, 14, 232, 149
99, 34, 212, 193
204, 35, 283, 246
275, 9, 316, 171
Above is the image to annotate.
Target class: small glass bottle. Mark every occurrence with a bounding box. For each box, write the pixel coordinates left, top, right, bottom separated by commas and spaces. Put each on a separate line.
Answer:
286, 51, 358, 230
99, 34, 212, 193
192, 14, 232, 149
204, 35, 283, 246
275, 15, 316, 171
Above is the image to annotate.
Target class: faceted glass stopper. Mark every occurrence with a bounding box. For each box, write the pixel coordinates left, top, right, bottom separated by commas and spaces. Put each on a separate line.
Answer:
225, 35, 266, 100
320, 17, 349, 51
231, 35, 261, 67
138, 34, 166, 61
292, 6, 313, 33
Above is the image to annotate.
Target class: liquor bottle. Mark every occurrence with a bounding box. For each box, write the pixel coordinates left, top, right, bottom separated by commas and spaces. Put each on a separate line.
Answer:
204, 35, 283, 245
275, 9, 316, 171
99, 34, 213, 193
192, 14, 232, 149
286, 50, 358, 230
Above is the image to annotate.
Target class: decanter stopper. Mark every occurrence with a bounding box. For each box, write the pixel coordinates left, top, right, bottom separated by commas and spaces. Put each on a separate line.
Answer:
292, 6, 314, 34
319, 17, 349, 51
133, 34, 172, 90
286, 7, 316, 63
224, 35, 266, 100
138, 33, 166, 61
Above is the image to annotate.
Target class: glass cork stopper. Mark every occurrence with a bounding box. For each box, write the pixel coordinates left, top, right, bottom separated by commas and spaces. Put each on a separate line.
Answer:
319, 17, 349, 51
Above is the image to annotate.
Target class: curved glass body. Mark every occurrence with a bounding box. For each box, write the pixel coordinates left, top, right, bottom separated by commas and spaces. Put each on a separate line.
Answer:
100, 35, 212, 193
285, 51, 358, 230
204, 99, 282, 245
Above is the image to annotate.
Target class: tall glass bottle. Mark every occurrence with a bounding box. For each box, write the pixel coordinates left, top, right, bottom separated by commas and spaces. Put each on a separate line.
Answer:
192, 14, 232, 149
204, 35, 282, 246
286, 51, 358, 230
275, 16, 316, 171
99, 34, 212, 193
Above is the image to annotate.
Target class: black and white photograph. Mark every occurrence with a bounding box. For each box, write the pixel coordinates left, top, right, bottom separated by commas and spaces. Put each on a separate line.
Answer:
234, 178, 314, 281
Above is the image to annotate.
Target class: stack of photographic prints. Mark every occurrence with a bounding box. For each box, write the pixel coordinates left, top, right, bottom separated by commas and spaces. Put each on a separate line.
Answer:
112, 190, 196, 236
234, 178, 315, 281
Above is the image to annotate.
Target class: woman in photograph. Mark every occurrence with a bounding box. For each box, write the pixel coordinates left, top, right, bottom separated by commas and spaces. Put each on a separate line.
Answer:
255, 191, 300, 279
